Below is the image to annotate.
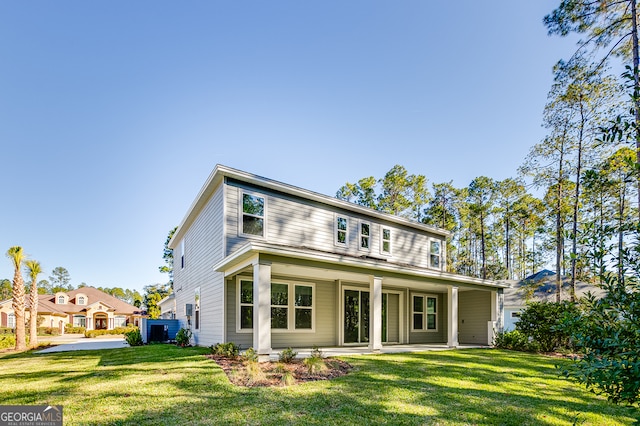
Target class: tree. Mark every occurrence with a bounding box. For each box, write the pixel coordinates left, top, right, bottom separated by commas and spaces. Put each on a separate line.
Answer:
466, 176, 498, 279
377, 165, 412, 216
48, 267, 72, 293
159, 226, 177, 288
7, 246, 27, 351
143, 283, 170, 319
24, 260, 42, 348
0, 279, 11, 300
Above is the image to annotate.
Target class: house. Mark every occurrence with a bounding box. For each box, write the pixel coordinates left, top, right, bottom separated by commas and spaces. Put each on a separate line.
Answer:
0, 286, 145, 333
158, 293, 176, 319
169, 165, 508, 359
503, 270, 605, 331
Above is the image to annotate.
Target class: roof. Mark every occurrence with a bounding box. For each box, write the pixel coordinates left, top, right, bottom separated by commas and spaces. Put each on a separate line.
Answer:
169, 164, 450, 249
504, 271, 605, 306
21, 286, 143, 315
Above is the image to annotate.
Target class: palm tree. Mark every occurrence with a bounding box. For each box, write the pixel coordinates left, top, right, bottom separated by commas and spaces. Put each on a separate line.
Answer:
25, 260, 42, 348
6, 246, 26, 350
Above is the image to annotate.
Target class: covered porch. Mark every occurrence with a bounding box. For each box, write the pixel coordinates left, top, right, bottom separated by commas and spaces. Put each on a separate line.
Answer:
215, 242, 507, 360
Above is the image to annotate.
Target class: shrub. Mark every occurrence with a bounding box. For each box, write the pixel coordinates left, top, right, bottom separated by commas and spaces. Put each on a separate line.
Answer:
493, 330, 538, 352
210, 342, 240, 358
64, 325, 86, 334
84, 326, 138, 338
175, 328, 192, 347
310, 345, 324, 358
124, 328, 143, 346
0, 327, 14, 335
516, 301, 579, 352
242, 347, 258, 363
303, 355, 327, 374
37, 327, 60, 336
278, 347, 298, 363
0, 335, 15, 349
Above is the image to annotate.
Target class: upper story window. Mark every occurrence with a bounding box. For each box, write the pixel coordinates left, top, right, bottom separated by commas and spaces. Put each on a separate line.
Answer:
412, 294, 437, 331
381, 227, 392, 254
429, 239, 442, 270
335, 215, 348, 246
359, 222, 370, 251
57, 295, 66, 304
77, 296, 85, 305
241, 192, 265, 237
180, 239, 186, 269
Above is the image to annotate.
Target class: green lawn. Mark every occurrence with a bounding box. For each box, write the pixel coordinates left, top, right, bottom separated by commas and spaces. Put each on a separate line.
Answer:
1, 346, 637, 425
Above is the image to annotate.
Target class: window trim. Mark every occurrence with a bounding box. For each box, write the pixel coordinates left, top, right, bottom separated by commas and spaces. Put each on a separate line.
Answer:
239, 190, 267, 239
380, 226, 392, 255
411, 293, 438, 332
235, 277, 315, 333
180, 239, 185, 269
428, 238, 443, 270
358, 220, 371, 252
334, 214, 349, 247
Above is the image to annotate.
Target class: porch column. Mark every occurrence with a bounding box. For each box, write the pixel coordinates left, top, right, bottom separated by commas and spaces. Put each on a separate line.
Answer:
447, 286, 459, 348
253, 260, 272, 361
488, 289, 504, 345
369, 275, 383, 352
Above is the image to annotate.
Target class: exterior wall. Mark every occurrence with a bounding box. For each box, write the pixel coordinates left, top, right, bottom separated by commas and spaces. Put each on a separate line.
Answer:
224, 179, 445, 271
458, 290, 491, 344
385, 293, 400, 343
226, 277, 338, 349
408, 292, 447, 344
173, 184, 225, 346
503, 307, 521, 331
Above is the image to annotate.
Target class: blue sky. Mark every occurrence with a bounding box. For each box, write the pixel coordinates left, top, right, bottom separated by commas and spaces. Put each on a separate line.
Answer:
0, 1, 578, 292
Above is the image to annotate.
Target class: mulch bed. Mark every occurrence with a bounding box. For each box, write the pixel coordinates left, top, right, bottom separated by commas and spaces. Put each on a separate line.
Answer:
206, 355, 352, 387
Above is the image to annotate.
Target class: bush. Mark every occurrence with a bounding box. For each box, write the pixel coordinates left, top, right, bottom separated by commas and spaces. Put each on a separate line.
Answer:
0, 327, 14, 335
210, 342, 240, 358
84, 326, 138, 338
516, 301, 579, 353
303, 355, 327, 374
278, 347, 298, 363
37, 327, 59, 336
493, 330, 538, 352
175, 328, 192, 347
64, 325, 86, 334
0, 335, 15, 349
124, 328, 143, 346
242, 347, 258, 363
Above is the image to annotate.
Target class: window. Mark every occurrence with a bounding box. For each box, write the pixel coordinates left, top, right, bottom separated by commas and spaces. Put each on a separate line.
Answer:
73, 315, 86, 328
359, 222, 370, 250
381, 227, 391, 254
239, 280, 253, 330
57, 295, 65, 304
180, 239, 185, 269
430, 240, 442, 269
77, 296, 85, 305
237, 279, 314, 332
114, 316, 127, 327
511, 311, 521, 319
412, 294, 437, 331
241, 192, 265, 237
7, 313, 15, 328
335, 215, 348, 246
195, 287, 201, 330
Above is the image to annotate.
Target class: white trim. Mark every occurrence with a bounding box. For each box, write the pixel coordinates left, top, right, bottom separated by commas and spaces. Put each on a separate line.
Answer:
334, 214, 349, 247
180, 239, 185, 270
238, 190, 267, 239
411, 292, 438, 333
428, 238, 443, 271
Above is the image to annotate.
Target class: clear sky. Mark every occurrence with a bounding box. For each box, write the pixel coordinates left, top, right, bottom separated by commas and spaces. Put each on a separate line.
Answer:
0, 1, 580, 292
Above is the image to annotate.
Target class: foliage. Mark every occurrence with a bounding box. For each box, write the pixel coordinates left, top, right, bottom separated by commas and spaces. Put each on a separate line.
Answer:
143, 283, 171, 319
303, 355, 327, 374
84, 326, 137, 338
0, 334, 15, 349
124, 328, 143, 346
0, 279, 11, 301
159, 226, 177, 287
278, 347, 298, 363
64, 325, 86, 334
210, 342, 240, 358
175, 327, 192, 347
24, 259, 42, 348
242, 347, 258, 363
37, 327, 60, 336
515, 301, 580, 353
7, 246, 27, 351
48, 266, 73, 293
493, 330, 539, 352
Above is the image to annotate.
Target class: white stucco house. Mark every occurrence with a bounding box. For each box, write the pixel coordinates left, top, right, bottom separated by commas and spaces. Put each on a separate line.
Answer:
169, 165, 507, 359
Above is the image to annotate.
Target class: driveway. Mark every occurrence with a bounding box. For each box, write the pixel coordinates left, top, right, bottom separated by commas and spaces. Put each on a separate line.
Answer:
37, 336, 129, 353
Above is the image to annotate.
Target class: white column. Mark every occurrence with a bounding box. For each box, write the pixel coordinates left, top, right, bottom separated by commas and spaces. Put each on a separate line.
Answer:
447, 286, 459, 348
253, 260, 272, 361
369, 276, 383, 352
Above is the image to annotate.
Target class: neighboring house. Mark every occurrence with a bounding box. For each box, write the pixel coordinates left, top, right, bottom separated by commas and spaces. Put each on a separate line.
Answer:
158, 293, 176, 319
503, 270, 605, 331
0, 286, 145, 333
169, 165, 508, 358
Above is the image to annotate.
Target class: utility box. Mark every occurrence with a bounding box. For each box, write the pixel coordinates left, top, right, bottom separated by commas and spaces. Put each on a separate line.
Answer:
140, 318, 180, 344
185, 303, 193, 316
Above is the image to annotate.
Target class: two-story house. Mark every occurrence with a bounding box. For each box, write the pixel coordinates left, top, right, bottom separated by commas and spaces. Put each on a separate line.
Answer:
169, 165, 506, 359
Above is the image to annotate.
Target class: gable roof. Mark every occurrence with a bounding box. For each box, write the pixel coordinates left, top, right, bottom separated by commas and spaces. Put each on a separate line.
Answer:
169, 164, 450, 249
504, 271, 605, 306
24, 286, 141, 315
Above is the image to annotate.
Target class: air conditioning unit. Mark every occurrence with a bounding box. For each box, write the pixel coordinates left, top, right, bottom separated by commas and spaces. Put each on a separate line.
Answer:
185, 304, 193, 316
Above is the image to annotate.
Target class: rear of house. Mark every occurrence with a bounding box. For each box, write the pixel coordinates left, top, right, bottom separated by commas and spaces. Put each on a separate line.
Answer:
170, 165, 506, 356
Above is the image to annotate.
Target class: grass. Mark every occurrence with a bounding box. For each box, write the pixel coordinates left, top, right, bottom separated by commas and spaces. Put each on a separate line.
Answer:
1, 346, 637, 425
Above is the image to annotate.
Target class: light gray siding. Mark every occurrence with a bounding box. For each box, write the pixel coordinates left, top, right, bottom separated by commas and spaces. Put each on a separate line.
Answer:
226, 277, 338, 349
385, 293, 400, 343
458, 290, 491, 345
173, 184, 225, 347
224, 180, 444, 271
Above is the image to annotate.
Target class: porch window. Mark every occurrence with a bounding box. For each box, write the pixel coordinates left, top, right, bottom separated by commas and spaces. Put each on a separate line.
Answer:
412, 294, 437, 331
359, 222, 370, 250
294, 285, 313, 329
271, 283, 289, 329
239, 280, 254, 329
241, 193, 265, 237
113, 316, 127, 328
430, 240, 442, 270
73, 315, 86, 328
335, 216, 348, 246
381, 227, 391, 254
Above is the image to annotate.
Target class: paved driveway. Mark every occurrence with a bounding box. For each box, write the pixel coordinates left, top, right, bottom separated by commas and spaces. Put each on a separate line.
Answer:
37, 336, 129, 353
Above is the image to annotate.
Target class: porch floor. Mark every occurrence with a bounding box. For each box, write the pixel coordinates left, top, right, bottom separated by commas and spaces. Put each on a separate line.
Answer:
264, 343, 490, 360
